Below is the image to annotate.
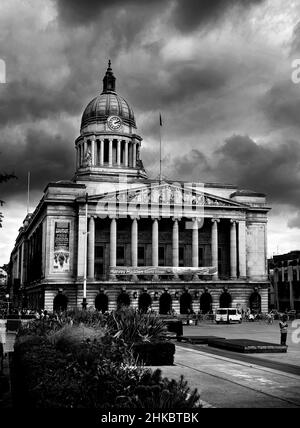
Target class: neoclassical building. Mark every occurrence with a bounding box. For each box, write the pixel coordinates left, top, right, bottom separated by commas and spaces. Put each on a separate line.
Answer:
9, 62, 270, 314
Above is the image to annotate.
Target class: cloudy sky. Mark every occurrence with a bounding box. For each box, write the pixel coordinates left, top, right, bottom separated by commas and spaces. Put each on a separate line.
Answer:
0, 0, 300, 265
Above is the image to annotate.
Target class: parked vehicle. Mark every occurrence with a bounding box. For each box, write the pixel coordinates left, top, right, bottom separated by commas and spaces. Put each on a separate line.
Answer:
215, 308, 242, 324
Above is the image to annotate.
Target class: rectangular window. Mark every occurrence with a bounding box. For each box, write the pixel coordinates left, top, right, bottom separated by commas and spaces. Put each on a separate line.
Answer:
199, 247, 204, 267
159, 246, 165, 266
179, 247, 184, 267
117, 246, 125, 266
95, 246, 104, 258
138, 246, 145, 266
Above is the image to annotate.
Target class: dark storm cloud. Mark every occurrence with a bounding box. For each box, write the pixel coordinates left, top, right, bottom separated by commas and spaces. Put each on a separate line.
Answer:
128, 62, 228, 112
0, 128, 75, 201
168, 134, 300, 209
165, 149, 212, 181
171, 0, 265, 33
56, 0, 164, 26
287, 213, 300, 229
0, 79, 83, 126
261, 81, 300, 129
56, 0, 266, 33
215, 135, 300, 206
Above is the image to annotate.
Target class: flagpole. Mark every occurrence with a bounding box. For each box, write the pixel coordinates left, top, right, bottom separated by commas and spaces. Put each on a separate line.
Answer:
159, 113, 162, 183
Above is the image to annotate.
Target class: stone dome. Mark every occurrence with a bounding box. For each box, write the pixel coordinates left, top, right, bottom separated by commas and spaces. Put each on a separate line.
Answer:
80, 61, 136, 131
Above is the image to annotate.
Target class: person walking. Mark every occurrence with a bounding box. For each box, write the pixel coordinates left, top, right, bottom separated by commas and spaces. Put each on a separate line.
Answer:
279, 314, 288, 346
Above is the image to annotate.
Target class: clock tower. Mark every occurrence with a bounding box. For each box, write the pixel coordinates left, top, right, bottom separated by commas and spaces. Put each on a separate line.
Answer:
74, 61, 147, 182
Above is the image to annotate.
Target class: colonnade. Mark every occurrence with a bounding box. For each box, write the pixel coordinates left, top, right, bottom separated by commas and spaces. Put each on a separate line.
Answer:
81, 217, 247, 281
76, 137, 139, 168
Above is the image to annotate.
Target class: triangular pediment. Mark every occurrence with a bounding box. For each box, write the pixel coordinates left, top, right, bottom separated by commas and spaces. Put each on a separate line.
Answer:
81, 182, 246, 208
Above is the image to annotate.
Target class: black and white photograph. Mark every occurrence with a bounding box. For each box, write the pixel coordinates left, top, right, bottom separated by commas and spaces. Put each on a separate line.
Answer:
0, 0, 300, 418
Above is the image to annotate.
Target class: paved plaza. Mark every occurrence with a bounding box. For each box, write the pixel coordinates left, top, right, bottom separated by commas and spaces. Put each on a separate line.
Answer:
158, 319, 300, 408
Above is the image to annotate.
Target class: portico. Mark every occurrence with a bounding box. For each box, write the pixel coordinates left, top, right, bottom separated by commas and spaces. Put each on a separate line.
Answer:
79, 183, 255, 283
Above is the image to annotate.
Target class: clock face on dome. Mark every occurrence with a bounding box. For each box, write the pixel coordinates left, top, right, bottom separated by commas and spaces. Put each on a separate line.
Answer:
107, 115, 122, 131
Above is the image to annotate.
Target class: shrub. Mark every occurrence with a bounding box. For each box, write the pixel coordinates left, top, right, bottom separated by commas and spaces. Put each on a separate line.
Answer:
47, 325, 105, 352
17, 317, 63, 338
12, 337, 200, 408
59, 308, 106, 328
106, 308, 167, 344
130, 369, 201, 408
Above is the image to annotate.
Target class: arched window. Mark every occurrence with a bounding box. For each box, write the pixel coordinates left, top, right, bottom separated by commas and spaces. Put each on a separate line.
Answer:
219, 290, 232, 308
117, 291, 131, 309
159, 292, 172, 315
53, 292, 68, 312
200, 290, 212, 314
138, 292, 152, 313
180, 291, 193, 314
95, 292, 109, 313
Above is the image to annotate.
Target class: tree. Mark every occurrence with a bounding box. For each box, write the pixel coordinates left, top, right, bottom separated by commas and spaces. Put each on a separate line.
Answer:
0, 172, 17, 228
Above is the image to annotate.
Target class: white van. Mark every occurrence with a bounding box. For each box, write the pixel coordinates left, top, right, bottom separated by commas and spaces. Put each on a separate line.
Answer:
215, 308, 242, 324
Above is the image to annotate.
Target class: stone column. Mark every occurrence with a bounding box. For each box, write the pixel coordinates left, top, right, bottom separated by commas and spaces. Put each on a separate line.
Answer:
110, 217, 117, 268
211, 218, 219, 280
152, 218, 159, 267
100, 140, 104, 165
83, 137, 87, 159
230, 220, 237, 279
133, 142, 137, 168
117, 139, 121, 166
192, 218, 199, 281
192, 218, 199, 268
124, 140, 129, 167
77, 214, 86, 278
172, 218, 179, 267
91, 136, 95, 166
238, 220, 247, 278
131, 217, 138, 267
87, 216, 95, 278
109, 139, 113, 166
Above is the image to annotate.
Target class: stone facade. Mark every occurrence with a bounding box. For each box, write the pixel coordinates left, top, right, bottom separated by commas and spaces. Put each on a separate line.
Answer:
9, 62, 270, 314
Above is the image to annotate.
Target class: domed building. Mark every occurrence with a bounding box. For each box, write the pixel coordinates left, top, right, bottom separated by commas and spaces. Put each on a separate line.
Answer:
9, 61, 270, 314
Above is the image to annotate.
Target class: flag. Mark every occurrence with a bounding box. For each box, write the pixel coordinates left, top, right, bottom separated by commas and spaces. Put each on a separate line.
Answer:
159, 113, 162, 126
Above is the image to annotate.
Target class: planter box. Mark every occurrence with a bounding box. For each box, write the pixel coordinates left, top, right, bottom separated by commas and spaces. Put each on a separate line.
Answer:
132, 341, 175, 365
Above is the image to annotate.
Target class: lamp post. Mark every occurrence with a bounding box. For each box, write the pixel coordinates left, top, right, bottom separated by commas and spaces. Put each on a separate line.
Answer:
5, 293, 10, 315
82, 193, 88, 310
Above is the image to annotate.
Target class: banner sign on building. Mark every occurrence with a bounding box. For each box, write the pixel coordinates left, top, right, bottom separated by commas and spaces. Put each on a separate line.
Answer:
53, 221, 70, 272
110, 266, 217, 276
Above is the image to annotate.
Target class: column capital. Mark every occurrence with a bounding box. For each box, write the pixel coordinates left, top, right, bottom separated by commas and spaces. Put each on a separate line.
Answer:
109, 215, 117, 220
130, 215, 140, 220
230, 219, 237, 224
151, 216, 160, 221
211, 218, 220, 223
172, 217, 181, 222
90, 134, 96, 141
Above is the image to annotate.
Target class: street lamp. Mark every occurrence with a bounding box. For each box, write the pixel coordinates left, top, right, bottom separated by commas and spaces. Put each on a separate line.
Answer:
5, 293, 10, 314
